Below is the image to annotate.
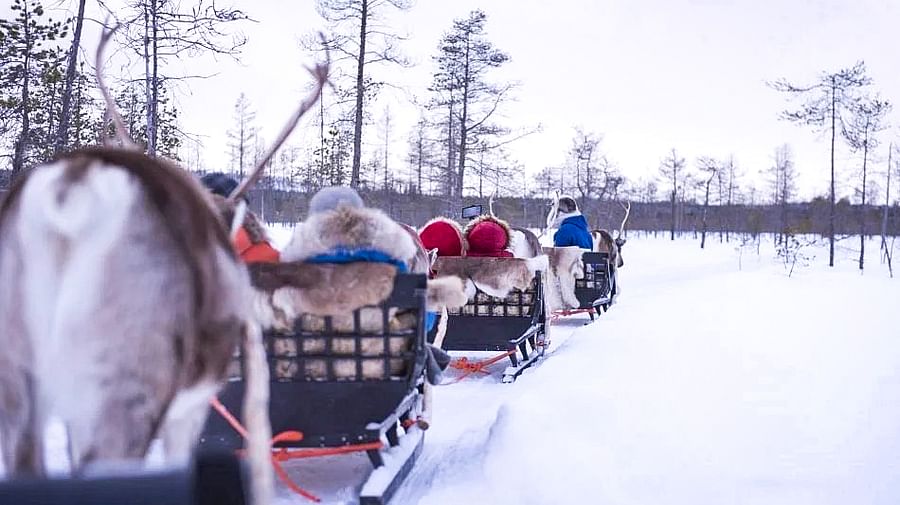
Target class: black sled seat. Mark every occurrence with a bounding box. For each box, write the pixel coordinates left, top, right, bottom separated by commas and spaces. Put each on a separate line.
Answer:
200, 268, 429, 505
575, 252, 614, 318
0, 450, 247, 505
427, 257, 547, 383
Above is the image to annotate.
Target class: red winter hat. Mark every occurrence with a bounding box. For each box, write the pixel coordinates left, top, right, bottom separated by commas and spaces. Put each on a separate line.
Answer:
419, 217, 466, 257
465, 215, 513, 258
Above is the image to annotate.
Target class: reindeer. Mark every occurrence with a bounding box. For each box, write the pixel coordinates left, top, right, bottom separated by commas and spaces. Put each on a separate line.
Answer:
0, 28, 329, 505
590, 201, 630, 269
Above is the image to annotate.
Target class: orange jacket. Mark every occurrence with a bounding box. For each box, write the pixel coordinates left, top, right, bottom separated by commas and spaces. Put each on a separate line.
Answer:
234, 226, 280, 263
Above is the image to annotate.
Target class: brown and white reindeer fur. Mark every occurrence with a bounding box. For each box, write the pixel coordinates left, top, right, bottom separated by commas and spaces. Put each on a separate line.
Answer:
541, 246, 586, 310
591, 201, 630, 270
591, 229, 624, 268
509, 226, 543, 259
0, 148, 251, 476
430, 256, 547, 301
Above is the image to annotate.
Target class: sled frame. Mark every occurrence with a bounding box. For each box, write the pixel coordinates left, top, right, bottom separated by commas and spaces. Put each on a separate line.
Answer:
201, 273, 429, 505
575, 252, 615, 320
429, 274, 547, 382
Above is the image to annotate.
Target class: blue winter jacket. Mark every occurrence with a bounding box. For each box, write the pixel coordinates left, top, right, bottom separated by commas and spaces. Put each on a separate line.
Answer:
553, 215, 593, 249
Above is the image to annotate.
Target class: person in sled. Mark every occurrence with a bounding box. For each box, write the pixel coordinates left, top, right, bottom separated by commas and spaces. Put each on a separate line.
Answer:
548, 195, 593, 250
281, 186, 451, 382
200, 172, 280, 263
464, 214, 515, 257
419, 217, 467, 258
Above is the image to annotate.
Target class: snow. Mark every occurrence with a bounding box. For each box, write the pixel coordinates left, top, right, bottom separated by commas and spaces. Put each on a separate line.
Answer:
10, 223, 900, 505
268, 230, 900, 505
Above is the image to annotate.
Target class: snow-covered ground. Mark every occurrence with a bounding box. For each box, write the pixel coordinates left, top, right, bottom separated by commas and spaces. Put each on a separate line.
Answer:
270, 226, 900, 505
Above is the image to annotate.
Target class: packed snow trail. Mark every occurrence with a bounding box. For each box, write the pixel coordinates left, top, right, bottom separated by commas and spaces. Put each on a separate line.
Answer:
272, 228, 900, 504
392, 236, 900, 505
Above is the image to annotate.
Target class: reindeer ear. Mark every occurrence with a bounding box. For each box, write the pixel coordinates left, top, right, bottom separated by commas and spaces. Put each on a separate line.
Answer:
615, 237, 626, 248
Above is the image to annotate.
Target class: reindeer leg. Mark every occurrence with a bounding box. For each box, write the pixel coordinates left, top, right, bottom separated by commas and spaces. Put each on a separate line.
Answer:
0, 371, 43, 477
159, 381, 220, 467
63, 370, 167, 474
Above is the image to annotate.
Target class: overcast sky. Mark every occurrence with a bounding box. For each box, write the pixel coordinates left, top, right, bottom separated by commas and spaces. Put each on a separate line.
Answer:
33, 0, 900, 201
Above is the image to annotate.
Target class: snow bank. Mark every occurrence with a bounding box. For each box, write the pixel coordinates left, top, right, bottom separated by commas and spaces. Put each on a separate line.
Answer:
399, 234, 900, 505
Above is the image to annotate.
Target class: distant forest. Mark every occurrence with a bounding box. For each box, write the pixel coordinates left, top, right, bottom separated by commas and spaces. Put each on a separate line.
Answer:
179, 186, 899, 238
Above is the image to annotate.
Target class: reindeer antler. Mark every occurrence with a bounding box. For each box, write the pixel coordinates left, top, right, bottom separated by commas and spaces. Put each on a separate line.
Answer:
618, 201, 631, 238
545, 189, 561, 230
95, 23, 135, 148
488, 188, 498, 217
229, 47, 331, 203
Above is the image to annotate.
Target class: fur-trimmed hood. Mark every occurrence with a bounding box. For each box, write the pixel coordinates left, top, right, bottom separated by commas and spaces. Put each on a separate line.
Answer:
419, 217, 467, 257
464, 214, 513, 257
282, 205, 419, 267
552, 210, 583, 229
464, 214, 511, 241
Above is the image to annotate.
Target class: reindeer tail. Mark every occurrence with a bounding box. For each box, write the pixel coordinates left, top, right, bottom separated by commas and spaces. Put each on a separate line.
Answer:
17, 164, 138, 241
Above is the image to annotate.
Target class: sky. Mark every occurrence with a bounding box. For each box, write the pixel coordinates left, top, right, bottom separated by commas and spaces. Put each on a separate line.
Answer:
26, 0, 900, 201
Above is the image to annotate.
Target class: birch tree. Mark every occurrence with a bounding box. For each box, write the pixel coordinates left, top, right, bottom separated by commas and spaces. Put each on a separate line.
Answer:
52, 0, 85, 154
308, 0, 413, 188
881, 143, 896, 277
697, 157, 718, 249
770, 61, 871, 266
843, 95, 891, 271
112, 0, 249, 156
659, 148, 686, 240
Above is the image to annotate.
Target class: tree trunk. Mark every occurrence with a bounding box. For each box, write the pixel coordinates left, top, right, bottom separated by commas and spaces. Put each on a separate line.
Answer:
54, 0, 87, 155
455, 40, 471, 212
859, 121, 869, 271
149, 0, 159, 156
701, 178, 712, 249
829, 79, 836, 267
350, 0, 368, 188
12, 6, 32, 176
239, 120, 245, 178
319, 92, 325, 177
882, 143, 892, 262
670, 188, 676, 241
383, 111, 390, 191
445, 97, 454, 198
416, 132, 423, 194
143, 3, 153, 155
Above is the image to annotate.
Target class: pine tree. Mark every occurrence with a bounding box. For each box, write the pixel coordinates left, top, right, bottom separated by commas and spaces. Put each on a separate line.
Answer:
307, 0, 413, 188
226, 93, 257, 177
0, 0, 67, 175
431, 10, 511, 211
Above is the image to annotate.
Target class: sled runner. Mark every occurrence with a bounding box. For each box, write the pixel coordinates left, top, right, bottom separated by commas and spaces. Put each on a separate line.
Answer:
201, 268, 430, 505
575, 251, 615, 320
427, 257, 548, 383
